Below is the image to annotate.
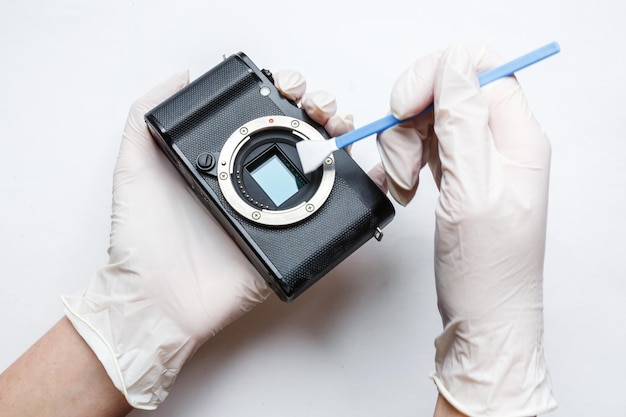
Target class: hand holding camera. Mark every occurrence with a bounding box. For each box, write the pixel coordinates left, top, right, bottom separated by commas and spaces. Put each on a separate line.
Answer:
62, 62, 363, 409
145, 53, 394, 301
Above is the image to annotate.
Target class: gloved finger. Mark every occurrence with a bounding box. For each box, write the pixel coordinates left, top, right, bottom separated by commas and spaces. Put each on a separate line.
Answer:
324, 113, 355, 155
457, 46, 552, 167
118, 71, 190, 172
432, 45, 499, 197
376, 122, 424, 206
274, 70, 355, 154
273, 69, 307, 102
301, 90, 338, 126
379, 49, 441, 205
125, 71, 190, 137
324, 113, 354, 137
482, 79, 551, 170
367, 162, 389, 194
479, 77, 551, 207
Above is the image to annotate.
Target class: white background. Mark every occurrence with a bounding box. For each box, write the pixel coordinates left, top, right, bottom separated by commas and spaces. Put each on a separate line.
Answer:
1, 1, 624, 415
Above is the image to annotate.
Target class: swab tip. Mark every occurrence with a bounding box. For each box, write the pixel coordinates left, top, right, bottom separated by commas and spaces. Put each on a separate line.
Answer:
296, 139, 338, 174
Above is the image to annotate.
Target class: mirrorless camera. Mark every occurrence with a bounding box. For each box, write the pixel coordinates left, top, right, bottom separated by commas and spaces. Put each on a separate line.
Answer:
145, 52, 395, 301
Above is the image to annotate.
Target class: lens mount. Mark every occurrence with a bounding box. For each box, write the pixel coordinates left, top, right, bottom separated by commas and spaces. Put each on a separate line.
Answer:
217, 115, 335, 226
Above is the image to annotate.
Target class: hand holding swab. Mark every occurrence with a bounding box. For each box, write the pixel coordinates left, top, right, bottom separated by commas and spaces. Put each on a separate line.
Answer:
296, 41, 561, 174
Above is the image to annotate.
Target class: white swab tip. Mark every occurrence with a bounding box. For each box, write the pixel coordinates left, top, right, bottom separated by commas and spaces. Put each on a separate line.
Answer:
296, 139, 339, 174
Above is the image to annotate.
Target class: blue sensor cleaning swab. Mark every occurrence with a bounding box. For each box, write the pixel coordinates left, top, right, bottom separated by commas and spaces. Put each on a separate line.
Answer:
297, 41, 560, 174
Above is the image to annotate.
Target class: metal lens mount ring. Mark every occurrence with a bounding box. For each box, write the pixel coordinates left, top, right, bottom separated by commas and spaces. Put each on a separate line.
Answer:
217, 115, 335, 226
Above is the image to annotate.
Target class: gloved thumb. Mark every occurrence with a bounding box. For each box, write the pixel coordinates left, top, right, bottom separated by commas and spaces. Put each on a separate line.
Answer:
117, 71, 190, 172
119, 71, 190, 159
126, 71, 191, 133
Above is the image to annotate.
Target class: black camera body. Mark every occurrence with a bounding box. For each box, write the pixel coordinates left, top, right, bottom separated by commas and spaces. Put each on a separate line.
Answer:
145, 52, 394, 301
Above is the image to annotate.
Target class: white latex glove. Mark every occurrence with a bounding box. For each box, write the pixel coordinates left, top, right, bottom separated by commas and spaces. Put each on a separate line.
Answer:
62, 69, 353, 410
275, 69, 355, 138
374, 45, 557, 416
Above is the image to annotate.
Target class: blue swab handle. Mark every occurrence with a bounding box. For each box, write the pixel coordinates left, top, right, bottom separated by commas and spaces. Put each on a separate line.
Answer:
334, 41, 560, 149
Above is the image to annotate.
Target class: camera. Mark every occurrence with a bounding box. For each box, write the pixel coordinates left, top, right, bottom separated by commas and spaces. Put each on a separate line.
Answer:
145, 52, 395, 301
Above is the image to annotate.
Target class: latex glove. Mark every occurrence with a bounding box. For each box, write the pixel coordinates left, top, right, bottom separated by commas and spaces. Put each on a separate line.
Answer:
62, 69, 352, 410
374, 45, 557, 416
275, 69, 355, 138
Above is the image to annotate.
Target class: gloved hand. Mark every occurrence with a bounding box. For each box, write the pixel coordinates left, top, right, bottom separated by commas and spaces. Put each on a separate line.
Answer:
275, 69, 355, 138
62, 69, 353, 410
373, 45, 557, 416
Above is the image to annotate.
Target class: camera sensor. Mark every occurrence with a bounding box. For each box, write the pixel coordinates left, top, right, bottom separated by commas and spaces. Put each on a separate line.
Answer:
246, 145, 308, 207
